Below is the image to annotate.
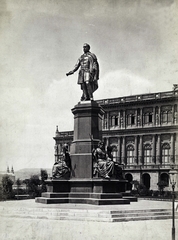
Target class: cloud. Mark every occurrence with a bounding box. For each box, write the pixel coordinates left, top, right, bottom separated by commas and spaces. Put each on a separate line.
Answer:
95, 69, 154, 100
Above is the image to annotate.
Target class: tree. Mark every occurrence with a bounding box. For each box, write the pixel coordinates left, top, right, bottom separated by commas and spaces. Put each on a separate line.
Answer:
157, 180, 167, 195
23, 179, 30, 193
16, 178, 21, 199
40, 169, 48, 193
28, 175, 41, 197
0, 175, 14, 200
137, 183, 148, 196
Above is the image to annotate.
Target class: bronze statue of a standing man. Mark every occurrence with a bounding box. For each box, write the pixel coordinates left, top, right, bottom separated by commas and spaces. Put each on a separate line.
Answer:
66, 43, 99, 101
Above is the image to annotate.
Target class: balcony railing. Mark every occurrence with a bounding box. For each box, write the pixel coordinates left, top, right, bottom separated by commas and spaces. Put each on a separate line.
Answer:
97, 90, 178, 106
113, 155, 177, 170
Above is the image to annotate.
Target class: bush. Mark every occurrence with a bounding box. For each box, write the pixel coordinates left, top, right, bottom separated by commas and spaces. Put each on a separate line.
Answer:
152, 191, 159, 197
40, 169, 48, 193
147, 190, 153, 196
0, 175, 15, 200
131, 190, 138, 196
163, 191, 171, 198
137, 184, 148, 196
157, 180, 167, 195
28, 175, 41, 198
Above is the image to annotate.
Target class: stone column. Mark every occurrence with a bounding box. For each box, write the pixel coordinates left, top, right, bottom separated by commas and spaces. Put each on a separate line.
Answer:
139, 135, 143, 165
135, 109, 138, 127
172, 105, 174, 124
118, 111, 121, 128
156, 134, 161, 164
107, 111, 109, 130
121, 136, 126, 165
152, 135, 156, 164
158, 106, 161, 125
123, 110, 126, 128
140, 108, 143, 126
153, 107, 156, 126
117, 137, 121, 164
134, 135, 138, 164
170, 134, 175, 164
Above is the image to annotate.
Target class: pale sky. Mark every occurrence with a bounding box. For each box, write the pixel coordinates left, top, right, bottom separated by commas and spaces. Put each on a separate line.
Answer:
0, 0, 178, 171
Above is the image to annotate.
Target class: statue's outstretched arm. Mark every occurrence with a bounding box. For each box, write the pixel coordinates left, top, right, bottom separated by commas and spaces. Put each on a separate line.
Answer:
66, 59, 80, 76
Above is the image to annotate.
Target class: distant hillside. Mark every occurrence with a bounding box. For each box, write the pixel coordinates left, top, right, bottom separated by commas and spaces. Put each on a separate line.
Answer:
15, 168, 52, 180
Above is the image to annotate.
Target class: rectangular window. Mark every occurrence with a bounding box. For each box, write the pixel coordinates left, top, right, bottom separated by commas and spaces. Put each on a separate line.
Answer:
149, 114, 152, 123
144, 149, 152, 164
162, 149, 170, 163
131, 116, 135, 125
127, 150, 134, 164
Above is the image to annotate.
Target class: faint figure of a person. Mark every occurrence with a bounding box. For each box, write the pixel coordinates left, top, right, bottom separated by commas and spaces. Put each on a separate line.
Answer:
66, 43, 99, 101
93, 141, 114, 179
52, 144, 71, 179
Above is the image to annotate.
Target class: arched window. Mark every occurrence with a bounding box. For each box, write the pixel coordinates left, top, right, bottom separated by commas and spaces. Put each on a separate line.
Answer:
162, 143, 170, 164
127, 114, 135, 126
110, 115, 118, 127
143, 112, 153, 124
126, 145, 134, 165
125, 173, 133, 191
144, 144, 152, 164
161, 111, 172, 124
142, 173, 151, 189
160, 173, 169, 186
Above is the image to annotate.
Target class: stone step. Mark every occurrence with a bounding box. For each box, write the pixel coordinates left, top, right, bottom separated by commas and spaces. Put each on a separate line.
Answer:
42, 192, 123, 199
42, 193, 69, 198
70, 193, 123, 199
1, 209, 172, 218
0, 211, 177, 222
123, 196, 138, 202
36, 197, 130, 205
1, 206, 177, 222
0, 206, 172, 214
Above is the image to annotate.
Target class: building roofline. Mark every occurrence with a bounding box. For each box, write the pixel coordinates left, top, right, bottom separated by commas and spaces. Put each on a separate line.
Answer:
96, 89, 178, 106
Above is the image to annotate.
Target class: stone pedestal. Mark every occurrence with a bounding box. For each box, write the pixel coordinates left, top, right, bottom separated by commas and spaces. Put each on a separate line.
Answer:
70, 101, 104, 178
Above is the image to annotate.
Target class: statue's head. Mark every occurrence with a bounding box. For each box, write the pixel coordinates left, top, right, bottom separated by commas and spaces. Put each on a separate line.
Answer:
83, 43, 90, 53
98, 141, 104, 149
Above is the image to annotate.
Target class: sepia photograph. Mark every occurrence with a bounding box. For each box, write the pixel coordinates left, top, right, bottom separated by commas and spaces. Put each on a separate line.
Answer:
0, 0, 178, 239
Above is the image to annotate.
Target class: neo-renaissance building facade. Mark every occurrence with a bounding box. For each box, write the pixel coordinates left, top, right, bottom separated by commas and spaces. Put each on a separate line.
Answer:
54, 87, 178, 191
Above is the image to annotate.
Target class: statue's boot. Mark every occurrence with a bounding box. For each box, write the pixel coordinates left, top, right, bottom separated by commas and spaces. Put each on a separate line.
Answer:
81, 83, 89, 100
86, 82, 93, 100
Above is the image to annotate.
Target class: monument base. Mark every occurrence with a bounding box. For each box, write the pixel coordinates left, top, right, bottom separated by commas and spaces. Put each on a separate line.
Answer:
35, 179, 137, 205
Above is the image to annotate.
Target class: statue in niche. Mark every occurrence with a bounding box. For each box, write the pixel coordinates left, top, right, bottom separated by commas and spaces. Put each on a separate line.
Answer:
66, 43, 99, 101
52, 144, 71, 179
93, 142, 124, 179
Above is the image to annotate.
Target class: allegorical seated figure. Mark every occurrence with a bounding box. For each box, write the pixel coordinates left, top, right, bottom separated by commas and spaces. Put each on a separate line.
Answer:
93, 142, 124, 180
93, 141, 114, 179
52, 144, 71, 179
107, 145, 124, 180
